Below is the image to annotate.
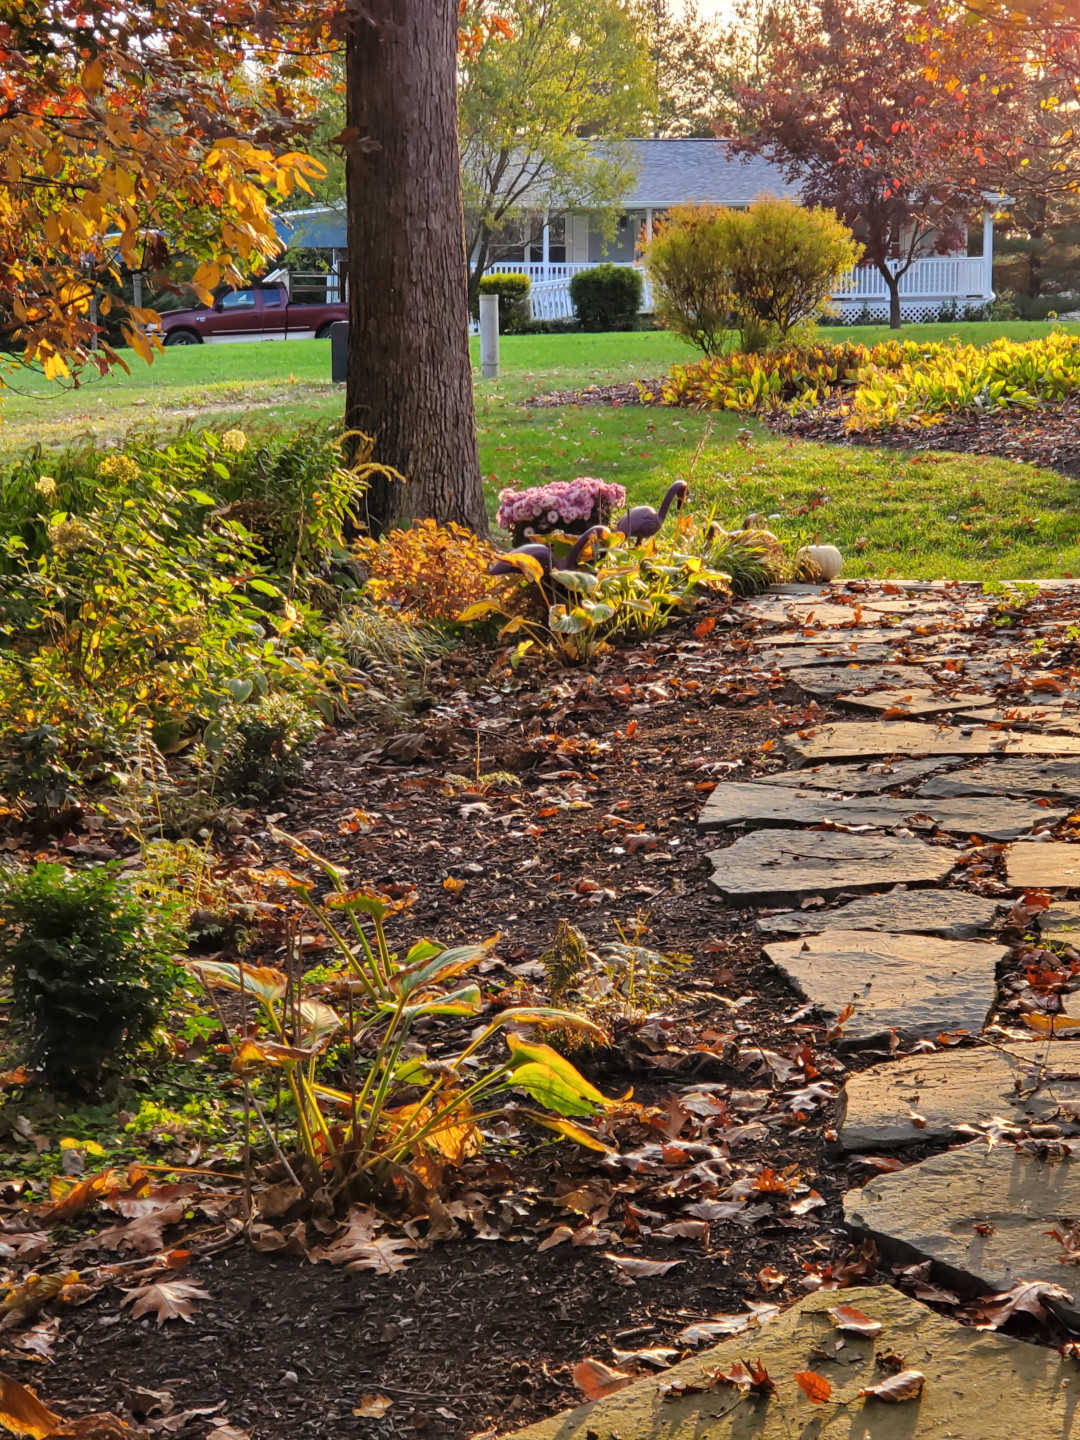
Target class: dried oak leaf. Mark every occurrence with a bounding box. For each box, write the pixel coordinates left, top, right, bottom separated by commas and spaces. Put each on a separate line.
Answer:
711, 1359, 775, 1396
973, 1280, 1075, 1329
94, 1203, 186, 1256
794, 1370, 832, 1403
604, 1254, 684, 1279
859, 1369, 925, 1402
827, 1303, 883, 1337
120, 1280, 210, 1326
342, 1239, 418, 1276
572, 1359, 634, 1401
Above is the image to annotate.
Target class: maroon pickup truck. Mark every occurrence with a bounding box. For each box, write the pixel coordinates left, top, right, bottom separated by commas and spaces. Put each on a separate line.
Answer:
160, 283, 347, 345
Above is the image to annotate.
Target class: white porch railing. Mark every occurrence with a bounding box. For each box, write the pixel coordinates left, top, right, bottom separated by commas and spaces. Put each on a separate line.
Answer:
487, 254, 992, 323
833, 255, 989, 301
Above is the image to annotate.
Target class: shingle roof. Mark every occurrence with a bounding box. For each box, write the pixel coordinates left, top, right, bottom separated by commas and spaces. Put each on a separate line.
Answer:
614, 139, 799, 209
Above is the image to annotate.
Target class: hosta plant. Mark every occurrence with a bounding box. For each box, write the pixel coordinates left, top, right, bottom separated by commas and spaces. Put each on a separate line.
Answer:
462, 526, 732, 661
189, 829, 613, 1193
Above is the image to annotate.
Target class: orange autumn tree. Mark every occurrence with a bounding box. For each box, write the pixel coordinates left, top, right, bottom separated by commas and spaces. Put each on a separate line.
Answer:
0, 1, 337, 384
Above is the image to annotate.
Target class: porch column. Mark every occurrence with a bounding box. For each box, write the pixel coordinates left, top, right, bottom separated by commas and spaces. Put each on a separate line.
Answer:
645, 208, 653, 245
542, 221, 550, 281
982, 207, 995, 299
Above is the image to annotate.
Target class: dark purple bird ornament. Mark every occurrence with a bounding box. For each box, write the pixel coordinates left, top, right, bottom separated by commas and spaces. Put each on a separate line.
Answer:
614, 480, 688, 542
488, 524, 610, 576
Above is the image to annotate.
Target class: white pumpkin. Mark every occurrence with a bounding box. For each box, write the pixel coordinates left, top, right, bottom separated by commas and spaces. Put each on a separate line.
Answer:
796, 543, 843, 581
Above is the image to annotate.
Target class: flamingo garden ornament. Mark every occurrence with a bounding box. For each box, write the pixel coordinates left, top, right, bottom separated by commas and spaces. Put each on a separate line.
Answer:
614, 481, 689, 542
488, 524, 610, 576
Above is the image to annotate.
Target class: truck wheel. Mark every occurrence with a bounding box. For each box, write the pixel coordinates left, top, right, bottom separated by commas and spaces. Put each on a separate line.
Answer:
315, 323, 336, 339
165, 329, 201, 346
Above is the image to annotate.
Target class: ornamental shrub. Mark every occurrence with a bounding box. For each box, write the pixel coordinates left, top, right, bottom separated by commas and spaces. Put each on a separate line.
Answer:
356, 519, 530, 624
474, 272, 532, 333
0, 862, 183, 1092
645, 199, 862, 355
569, 264, 643, 331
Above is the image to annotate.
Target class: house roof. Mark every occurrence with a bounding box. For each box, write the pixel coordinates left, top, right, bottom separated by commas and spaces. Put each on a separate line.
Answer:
615, 139, 799, 209
273, 141, 800, 250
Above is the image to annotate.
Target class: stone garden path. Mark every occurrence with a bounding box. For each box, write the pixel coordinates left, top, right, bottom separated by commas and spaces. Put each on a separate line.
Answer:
510, 578, 1080, 1438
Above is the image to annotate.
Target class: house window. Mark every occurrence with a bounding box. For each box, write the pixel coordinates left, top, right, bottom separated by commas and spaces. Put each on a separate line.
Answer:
548, 214, 566, 263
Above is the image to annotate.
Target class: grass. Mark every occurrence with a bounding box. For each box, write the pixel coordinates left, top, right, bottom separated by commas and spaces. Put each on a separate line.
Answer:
2, 320, 1080, 580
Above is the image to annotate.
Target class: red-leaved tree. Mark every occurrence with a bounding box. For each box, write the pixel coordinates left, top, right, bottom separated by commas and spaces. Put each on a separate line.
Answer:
735, 0, 989, 328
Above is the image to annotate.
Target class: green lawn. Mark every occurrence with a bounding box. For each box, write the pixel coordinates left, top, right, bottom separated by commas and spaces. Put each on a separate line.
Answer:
2, 321, 1080, 581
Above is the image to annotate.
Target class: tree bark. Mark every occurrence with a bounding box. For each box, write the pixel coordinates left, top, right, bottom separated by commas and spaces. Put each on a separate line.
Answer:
874, 261, 903, 329
345, 1, 487, 537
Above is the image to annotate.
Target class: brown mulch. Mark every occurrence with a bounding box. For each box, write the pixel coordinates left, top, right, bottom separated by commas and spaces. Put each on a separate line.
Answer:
4, 593, 1080, 1438
765, 392, 1080, 475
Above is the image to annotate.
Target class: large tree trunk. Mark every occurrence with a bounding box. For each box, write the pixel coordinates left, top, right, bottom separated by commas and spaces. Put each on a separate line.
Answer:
345, 1, 487, 537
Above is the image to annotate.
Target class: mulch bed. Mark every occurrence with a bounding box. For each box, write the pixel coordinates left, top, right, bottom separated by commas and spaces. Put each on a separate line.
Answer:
765, 392, 1080, 475
3, 594, 1078, 1439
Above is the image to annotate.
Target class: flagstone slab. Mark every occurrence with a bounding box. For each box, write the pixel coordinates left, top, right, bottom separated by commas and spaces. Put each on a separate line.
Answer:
1006, 841, 1080, 891
750, 628, 911, 647
763, 930, 1003, 1043
707, 831, 954, 907
837, 688, 993, 717
844, 1144, 1080, 1324
783, 720, 1080, 766
837, 1042, 1080, 1149
505, 1284, 1080, 1440
785, 663, 933, 696
698, 782, 1063, 841
919, 758, 1080, 801
1038, 902, 1080, 942
957, 704, 1079, 733
757, 890, 999, 941
757, 644, 898, 671
754, 758, 952, 794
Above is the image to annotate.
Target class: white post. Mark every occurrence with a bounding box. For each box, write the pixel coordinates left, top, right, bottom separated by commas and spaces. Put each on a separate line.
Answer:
542, 221, 550, 281
479, 292, 499, 379
983, 207, 995, 299
132, 271, 143, 309
645, 208, 653, 245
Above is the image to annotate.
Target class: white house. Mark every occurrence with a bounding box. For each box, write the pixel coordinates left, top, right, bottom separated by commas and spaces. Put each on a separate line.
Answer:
277, 138, 1003, 324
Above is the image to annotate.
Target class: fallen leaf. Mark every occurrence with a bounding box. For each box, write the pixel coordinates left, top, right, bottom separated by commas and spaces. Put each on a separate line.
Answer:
0, 1372, 62, 1438
973, 1280, 1074, 1329
610, 1346, 677, 1368
859, 1369, 925, 1402
342, 1238, 418, 1275
537, 1226, 573, 1252
828, 1303, 883, 1337
41, 1169, 118, 1222
604, 1254, 684, 1278
353, 1394, 393, 1418
95, 1202, 186, 1255
794, 1370, 832, 1403
572, 1358, 634, 1400
120, 1279, 210, 1326
757, 1265, 786, 1292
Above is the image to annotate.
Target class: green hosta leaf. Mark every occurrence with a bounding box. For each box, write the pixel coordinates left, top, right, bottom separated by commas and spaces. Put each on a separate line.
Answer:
504, 1034, 608, 1115
395, 984, 483, 1022
551, 568, 598, 594
392, 939, 498, 997
549, 605, 591, 635
404, 940, 443, 967
583, 601, 616, 623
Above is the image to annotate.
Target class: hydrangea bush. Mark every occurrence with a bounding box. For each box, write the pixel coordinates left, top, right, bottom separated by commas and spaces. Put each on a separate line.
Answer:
495, 477, 627, 541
